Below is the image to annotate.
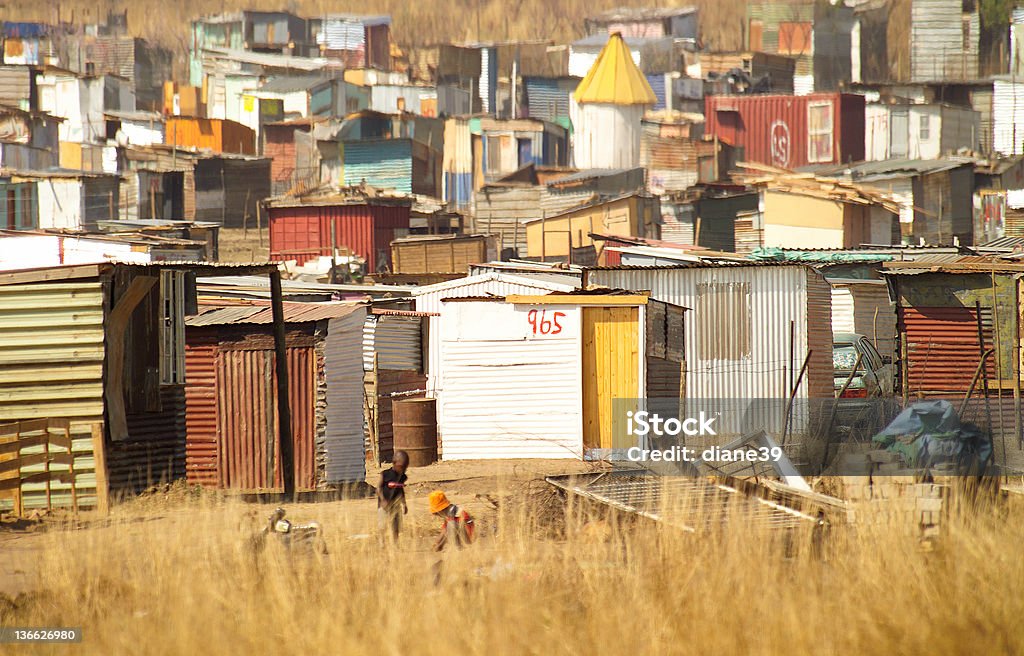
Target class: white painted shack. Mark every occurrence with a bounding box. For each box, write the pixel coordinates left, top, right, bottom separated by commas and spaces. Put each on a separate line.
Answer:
437, 292, 685, 460
829, 278, 897, 359
584, 264, 834, 438
413, 272, 579, 396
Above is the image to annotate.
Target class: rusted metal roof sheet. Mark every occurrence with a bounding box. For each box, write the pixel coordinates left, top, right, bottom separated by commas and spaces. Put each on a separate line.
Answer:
186, 301, 363, 326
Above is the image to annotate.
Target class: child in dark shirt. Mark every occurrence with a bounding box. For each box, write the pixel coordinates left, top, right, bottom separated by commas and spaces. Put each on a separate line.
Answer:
377, 450, 409, 542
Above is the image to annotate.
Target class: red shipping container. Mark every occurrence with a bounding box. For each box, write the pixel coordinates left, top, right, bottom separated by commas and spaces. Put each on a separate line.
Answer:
268, 201, 411, 271
704, 94, 865, 170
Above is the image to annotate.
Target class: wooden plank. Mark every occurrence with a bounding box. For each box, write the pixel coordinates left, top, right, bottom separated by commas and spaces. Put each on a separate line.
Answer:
0, 419, 51, 436
91, 423, 110, 515
506, 294, 649, 306
0, 263, 103, 287
106, 275, 159, 440
0, 433, 47, 455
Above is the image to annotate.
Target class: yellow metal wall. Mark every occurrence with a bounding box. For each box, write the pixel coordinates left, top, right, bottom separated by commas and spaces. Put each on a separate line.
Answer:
581, 306, 639, 450
526, 196, 642, 258
0, 282, 104, 508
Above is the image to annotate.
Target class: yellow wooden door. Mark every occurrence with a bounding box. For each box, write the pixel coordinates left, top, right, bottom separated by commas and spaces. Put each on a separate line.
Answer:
582, 306, 639, 450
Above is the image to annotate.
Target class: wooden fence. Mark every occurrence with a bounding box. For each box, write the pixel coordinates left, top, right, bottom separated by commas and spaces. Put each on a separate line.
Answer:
0, 419, 108, 516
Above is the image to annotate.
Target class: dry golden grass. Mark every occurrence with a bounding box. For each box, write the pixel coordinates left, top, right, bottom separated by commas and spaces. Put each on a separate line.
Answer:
1, 476, 1022, 655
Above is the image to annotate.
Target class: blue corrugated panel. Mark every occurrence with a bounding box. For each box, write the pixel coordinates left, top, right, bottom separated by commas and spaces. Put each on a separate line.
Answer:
523, 77, 575, 123
444, 172, 473, 211
344, 140, 413, 194
646, 74, 667, 111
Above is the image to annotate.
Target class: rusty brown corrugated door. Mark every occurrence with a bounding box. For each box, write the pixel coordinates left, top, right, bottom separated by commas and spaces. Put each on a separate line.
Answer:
901, 306, 994, 396
216, 347, 316, 492
185, 331, 219, 488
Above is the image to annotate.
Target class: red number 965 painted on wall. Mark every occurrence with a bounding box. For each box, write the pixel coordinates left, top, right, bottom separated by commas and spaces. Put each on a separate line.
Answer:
527, 309, 565, 335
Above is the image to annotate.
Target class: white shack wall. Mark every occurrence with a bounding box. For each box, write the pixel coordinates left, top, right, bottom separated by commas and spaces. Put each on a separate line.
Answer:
586, 266, 831, 437
36, 179, 84, 230
413, 273, 578, 396
438, 301, 584, 459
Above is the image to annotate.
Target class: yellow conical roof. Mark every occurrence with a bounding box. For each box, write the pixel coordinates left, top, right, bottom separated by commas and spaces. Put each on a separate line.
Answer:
573, 32, 657, 106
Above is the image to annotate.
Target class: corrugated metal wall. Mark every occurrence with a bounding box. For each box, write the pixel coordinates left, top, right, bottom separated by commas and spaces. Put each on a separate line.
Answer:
215, 346, 316, 491
523, 77, 575, 123
184, 329, 219, 487
993, 80, 1024, 156
910, 0, 979, 82
269, 203, 410, 270
343, 139, 413, 194
439, 301, 584, 459
704, 94, 865, 168
324, 310, 367, 482
363, 315, 422, 371
0, 282, 104, 509
414, 273, 579, 396
111, 385, 186, 493
586, 266, 833, 437
0, 66, 32, 110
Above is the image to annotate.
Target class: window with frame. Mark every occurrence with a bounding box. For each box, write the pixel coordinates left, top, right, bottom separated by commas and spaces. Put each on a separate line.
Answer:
159, 270, 186, 385
918, 114, 931, 141
695, 282, 751, 360
807, 102, 834, 163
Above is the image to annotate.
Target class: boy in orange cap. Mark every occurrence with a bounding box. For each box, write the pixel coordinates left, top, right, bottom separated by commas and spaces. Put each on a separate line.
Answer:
428, 490, 475, 552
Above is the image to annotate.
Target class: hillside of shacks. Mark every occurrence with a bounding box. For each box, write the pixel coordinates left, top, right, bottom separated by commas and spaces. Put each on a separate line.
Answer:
0, 3, 1023, 538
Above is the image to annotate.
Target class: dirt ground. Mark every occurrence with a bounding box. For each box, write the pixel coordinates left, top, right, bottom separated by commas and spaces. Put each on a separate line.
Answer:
0, 458, 598, 598
218, 227, 270, 262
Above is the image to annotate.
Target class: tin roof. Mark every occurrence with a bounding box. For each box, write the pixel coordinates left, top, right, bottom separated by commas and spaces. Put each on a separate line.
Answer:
573, 32, 657, 106
186, 301, 363, 326
257, 74, 331, 94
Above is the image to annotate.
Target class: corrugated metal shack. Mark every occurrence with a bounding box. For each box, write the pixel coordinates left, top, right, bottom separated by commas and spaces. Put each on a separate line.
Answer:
524, 193, 661, 263
699, 51, 796, 93
909, 0, 979, 82
193, 154, 272, 227
0, 260, 278, 511
471, 167, 647, 256
437, 291, 686, 459
391, 234, 500, 274
473, 117, 570, 183
265, 187, 412, 270
864, 103, 980, 161
311, 14, 391, 69
829, 277, 897, 359
883, 260, 1024, 471
165, 117, 256, 155
184, 301, 367, 490
413, 272, 580, 396
745, 0, 854, 93
584, 264, 834, 443
362, 308, 429, 463
818, 158, 975, 245
334, 111, 445, 197
704, 93, 865, 169
640, 120, 729, 194
2, 170, 121, 231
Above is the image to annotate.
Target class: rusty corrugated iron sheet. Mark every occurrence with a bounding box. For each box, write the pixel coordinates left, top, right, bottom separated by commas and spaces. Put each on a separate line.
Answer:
185, 329, 219, 487
268, 203, 411, 269
703, 93, 865, 169
901, 306, 994, 395
186, 301, 362, 326
214, 346, 318, 492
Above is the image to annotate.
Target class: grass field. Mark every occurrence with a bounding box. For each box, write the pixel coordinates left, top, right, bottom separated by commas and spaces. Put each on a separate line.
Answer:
1, 465, 1021, 655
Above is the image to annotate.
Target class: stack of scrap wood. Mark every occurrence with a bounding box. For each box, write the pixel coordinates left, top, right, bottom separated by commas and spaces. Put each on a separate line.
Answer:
732, 162, 901, 213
